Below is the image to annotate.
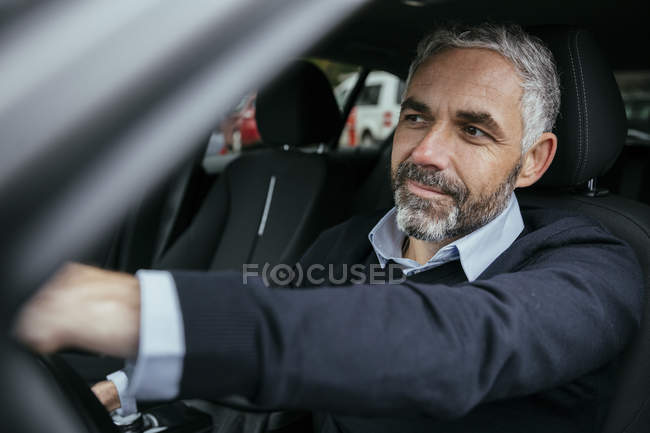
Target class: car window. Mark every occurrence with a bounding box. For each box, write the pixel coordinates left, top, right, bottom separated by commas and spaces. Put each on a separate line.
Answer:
615, 71, 650, 145
357, 85, 381, 105
203, 59, 361, 172
335, 71, 404, 149
202, 61, 404, 170
203, 90, 261, 172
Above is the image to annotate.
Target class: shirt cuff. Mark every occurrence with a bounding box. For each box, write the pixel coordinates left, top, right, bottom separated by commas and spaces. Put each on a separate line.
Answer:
106, 369, 137, 416
128, 270, 186, 400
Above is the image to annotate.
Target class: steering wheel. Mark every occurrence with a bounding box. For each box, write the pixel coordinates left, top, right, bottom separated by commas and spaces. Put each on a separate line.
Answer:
0, 337, 118, 433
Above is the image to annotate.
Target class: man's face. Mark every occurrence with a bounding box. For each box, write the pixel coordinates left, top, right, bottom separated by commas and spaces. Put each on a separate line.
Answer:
391, 47, 525, 242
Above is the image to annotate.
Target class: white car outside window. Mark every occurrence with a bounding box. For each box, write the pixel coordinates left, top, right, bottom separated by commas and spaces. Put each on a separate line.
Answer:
336, 71, 404, 148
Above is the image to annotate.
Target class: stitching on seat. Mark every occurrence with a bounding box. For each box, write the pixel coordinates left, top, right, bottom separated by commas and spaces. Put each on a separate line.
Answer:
567, 32, 583, 185
575, 31, 589, 183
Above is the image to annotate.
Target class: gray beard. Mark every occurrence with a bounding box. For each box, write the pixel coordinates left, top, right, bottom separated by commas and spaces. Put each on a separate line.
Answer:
391, 161, 521, 242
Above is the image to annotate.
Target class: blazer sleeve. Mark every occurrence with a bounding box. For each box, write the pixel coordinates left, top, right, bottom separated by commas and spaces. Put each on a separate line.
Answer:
170, 223, 643, 419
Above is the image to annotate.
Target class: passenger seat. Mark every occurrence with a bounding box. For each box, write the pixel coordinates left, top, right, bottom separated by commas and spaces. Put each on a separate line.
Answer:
155, 61, 350, 270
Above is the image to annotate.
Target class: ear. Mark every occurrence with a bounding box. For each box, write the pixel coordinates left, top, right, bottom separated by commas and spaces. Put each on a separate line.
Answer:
515, 132, 557, 188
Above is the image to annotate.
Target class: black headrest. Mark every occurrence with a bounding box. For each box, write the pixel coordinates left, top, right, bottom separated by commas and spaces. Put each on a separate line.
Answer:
255, 61, 342, 147
533, 28, 627, 187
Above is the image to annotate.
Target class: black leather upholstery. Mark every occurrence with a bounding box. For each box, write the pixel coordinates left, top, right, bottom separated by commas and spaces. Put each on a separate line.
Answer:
157, 151, 338, 270
256, 61, 342, 147
601, 144, 650, 204
351, 138, 394, 214
524, 28, 650, 433
158, 60, 348, 271
532, 28, 628, 187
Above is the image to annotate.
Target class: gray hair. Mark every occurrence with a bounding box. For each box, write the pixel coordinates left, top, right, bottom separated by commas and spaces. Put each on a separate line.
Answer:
406, 23, 561, 153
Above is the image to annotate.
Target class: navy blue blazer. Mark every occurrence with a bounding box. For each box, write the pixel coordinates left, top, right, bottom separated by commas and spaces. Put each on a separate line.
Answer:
171, 205, 643, 432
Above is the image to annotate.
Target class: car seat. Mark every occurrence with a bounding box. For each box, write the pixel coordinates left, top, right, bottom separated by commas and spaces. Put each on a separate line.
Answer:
155, 61, 350, 271
520, 28, 650, 433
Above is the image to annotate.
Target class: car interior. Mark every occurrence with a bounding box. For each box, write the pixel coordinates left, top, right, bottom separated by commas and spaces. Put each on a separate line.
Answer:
1, 1, 649, 432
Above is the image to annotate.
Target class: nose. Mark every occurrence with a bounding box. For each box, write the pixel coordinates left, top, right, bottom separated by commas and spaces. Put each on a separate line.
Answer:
409, 123, 453, 171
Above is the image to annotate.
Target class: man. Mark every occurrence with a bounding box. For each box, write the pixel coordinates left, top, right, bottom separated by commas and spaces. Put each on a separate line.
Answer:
15, 23, 642, 432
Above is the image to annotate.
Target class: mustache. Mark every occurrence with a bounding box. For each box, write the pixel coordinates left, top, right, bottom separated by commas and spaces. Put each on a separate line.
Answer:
393, 162, 467, 203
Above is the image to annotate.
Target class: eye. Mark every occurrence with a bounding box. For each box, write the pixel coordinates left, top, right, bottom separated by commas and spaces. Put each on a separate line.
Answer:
464, 126, 487, 137
403, 113, 424, 123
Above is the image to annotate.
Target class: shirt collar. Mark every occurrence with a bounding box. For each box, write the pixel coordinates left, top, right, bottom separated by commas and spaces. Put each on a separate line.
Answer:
368, 192, 524, 281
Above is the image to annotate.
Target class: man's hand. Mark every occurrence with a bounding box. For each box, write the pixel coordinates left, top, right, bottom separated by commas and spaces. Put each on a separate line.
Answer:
13, 262, 141, 358
91, 380, 122, 412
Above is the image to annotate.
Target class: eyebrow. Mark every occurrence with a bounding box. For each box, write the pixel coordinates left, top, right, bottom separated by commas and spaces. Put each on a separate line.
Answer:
400, 97, 431, 115
456, 110, 505, 138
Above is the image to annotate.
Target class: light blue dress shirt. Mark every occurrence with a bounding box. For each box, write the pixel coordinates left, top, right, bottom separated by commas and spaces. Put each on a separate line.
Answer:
112, 192, 524, 411
369, 192, 524, 281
